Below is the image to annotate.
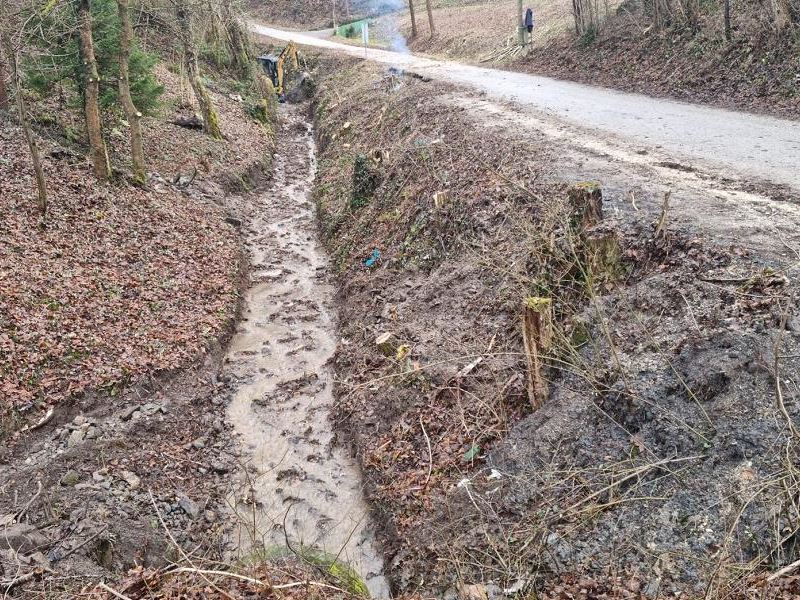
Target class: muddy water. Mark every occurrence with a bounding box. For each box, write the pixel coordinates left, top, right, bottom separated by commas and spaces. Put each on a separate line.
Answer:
224, 103, 389, 597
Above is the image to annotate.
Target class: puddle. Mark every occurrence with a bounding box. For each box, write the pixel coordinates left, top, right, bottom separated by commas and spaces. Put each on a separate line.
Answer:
224, 103, 389, 597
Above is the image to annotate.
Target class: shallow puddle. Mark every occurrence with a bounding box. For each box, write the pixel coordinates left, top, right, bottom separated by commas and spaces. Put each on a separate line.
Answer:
224, 103, 389, 597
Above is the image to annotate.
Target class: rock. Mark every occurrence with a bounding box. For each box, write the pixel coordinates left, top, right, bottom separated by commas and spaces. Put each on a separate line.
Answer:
204, 510, 216, 523
140, 403, 165, 416
191, 438, 206, 450
121, 470, 141, 490
178, 495, 200, 519
211, 461, 229, 474
85, 427, 99, 440
0, 524, 48, 553
120, 405, 141, 421
73, 415, 87, 426
68, 429, 85, 447
60, 470, 80, 486
457, 583, 488, 600
225, 216, 242, 227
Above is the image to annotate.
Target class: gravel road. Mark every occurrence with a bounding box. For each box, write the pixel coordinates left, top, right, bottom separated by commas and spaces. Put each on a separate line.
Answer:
250, 22, 800, 190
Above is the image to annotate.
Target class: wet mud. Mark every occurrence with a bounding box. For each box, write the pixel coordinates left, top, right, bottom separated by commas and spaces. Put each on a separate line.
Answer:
223, 103, 389, 597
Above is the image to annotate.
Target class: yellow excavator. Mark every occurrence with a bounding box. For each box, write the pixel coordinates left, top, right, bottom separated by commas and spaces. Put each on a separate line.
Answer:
257, 42, 300, 100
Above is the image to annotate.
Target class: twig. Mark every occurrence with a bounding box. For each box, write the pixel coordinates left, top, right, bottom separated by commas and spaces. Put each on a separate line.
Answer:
773, 304, 798, 440
168, 567, 350, 594
57, 525, 108, 561
419, 416, 433, 487
18, 407, 54, 434
96, 581, 135, 600
653, 190, 671, 240
14, 480, 43, 522
0, 569, 45, 593
148, 489, 235, 600
628, 190, 639, 211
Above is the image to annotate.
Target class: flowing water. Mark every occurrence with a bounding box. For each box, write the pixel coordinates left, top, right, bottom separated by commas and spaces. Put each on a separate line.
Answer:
224, 103, 389, 597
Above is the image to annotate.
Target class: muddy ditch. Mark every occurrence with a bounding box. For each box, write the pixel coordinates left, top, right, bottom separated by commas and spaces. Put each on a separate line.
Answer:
0, 86, 390, 596
311, 58, 800, 598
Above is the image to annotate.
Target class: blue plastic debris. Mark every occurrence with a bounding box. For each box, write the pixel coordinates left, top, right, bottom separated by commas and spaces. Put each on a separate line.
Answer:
364, 248, 380, 268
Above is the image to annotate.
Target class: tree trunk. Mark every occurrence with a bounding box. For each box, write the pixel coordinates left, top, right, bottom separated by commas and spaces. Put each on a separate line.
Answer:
176, 0, 222, 139
522, 297, 553, 410
77, 0, 111, 180
0, 53, 8, 111
723, 0, 732, 39
408, 0, 418, 38
424, 0, 435, 36
775, 0, 793, 28
0, 24, 48, 218
223, 0, 251, 76
116, 0, 146, 184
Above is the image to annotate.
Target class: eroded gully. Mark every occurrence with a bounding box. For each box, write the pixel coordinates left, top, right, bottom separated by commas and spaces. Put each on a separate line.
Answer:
222, 102, 389, 597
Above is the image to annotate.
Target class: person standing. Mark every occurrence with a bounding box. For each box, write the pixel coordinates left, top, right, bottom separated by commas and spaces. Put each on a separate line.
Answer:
524, 7, 534, 43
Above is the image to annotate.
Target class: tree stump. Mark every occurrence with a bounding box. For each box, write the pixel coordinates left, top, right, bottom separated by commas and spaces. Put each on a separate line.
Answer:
522, 297, 554, 410
375, 332, 398, 357
584, 223, 623, 284
568, 182, 603, 233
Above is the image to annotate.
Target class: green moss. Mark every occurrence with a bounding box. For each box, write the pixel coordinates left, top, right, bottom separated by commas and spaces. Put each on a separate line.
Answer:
524, 296, 552, 311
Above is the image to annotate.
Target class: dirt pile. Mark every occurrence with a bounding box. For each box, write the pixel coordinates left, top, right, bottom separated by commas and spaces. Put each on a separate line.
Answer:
312, 58, 800, 597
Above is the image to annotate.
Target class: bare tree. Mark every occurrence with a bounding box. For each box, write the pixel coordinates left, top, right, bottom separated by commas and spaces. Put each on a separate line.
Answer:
77, 0, 112, 179
0, 13, 48, 219
116, 0, 146, 184
424, 0, 435, 36
222, 0, 251, 77
176, 0, 222, 139
408, 0, 418, 38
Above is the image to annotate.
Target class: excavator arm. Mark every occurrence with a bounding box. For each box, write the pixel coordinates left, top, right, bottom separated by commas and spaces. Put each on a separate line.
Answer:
275, 42, 299, 96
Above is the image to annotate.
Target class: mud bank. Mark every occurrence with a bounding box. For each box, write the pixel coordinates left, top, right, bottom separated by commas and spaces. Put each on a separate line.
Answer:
312, 59, 800, 598
223, 102, 389, 597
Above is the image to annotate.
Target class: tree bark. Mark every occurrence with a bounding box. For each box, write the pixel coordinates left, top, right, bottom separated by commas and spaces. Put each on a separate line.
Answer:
723, 0, 732, 39
77, 0, 111, 180
0, 53, 8, 111
222, 0, 251, 76
775, 0, 793, 28
408, 0, 418, 38
522, 297, 553, 410
0, 23, 48, 218
116, 0, 146, 184
176, 0, 222, 139
424, 0, 435, 36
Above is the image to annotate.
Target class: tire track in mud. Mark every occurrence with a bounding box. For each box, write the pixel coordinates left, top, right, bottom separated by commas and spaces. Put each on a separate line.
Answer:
223, 103, 389, 597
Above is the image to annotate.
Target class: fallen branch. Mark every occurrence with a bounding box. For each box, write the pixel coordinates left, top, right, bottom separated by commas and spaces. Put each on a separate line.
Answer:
653, 190, 671, 240
96, 581, 135, 600
14, 480, 43, 522
419, 416, 433, 487
18, 408, 54, 434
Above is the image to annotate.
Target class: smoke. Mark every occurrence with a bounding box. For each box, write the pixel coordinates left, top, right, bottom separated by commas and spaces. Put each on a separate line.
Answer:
362, 0, 410, 53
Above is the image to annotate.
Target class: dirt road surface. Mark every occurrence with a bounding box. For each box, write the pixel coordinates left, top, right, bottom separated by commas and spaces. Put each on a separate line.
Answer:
250, 23, 800, 190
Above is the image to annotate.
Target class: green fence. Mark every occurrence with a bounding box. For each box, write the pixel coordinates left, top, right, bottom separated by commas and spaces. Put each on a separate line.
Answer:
335, 19, 369, 38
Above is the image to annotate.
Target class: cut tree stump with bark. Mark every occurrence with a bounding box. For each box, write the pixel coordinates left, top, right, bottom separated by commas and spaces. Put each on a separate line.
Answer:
375, 332, 398, 357
568, 182, 603, 233
522, 296, 553, 410
583, 223, 623, 284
